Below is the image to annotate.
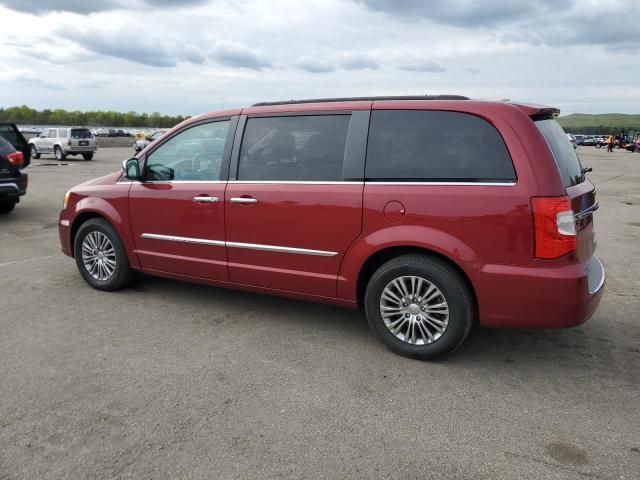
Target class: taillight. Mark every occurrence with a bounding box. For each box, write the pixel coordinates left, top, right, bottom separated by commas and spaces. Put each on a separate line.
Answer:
532, 196, 577, 259
67, 140, 72, 146
6, 151, 24, 168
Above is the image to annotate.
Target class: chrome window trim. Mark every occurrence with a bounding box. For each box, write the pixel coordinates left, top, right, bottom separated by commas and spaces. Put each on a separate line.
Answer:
121, 180, 515, 186
117, 180, 227, 185
0, 183, 19, 191
365, 181, 517, 186
140, 234, 337, 257
227, 180, 364, 185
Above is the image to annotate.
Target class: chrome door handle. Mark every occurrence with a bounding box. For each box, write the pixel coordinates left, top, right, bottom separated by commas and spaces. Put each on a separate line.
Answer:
230, 197, 257, 204
193, 196, 219, 203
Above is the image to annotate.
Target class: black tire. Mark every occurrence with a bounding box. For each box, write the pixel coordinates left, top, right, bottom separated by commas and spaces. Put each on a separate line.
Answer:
83, 152, 94, 161
54, 146, 66, 160
364, 254, 474, 360
30, 144, 40, 159
595, 144, 602, 149
0, 196, 16, 214
73, 218, 134, 291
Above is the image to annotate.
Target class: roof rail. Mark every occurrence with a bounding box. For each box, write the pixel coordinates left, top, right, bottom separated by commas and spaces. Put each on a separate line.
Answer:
251, 95, 469, 107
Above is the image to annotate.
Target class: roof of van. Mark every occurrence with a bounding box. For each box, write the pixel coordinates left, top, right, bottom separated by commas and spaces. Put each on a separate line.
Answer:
185, 96, 559, 124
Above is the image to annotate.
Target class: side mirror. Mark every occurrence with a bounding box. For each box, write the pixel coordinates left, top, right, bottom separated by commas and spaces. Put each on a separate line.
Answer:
122, 158, 142, 180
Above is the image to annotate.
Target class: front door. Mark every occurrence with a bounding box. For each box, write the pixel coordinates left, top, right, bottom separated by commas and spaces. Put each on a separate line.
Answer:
129, 118, 234, 281
225, 113, 364, 297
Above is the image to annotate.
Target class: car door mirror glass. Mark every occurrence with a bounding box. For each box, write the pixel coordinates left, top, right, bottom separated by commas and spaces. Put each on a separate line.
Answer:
123, 158, 141, 180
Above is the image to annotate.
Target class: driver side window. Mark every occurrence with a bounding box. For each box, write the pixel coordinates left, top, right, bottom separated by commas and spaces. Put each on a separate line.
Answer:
145, 120, 230, 182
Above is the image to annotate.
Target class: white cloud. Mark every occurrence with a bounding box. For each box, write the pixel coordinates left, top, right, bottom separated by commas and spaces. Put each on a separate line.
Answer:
0, 0, 638, 115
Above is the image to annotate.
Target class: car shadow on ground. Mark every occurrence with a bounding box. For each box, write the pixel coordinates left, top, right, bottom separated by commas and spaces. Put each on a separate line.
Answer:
126, 274, 639, 381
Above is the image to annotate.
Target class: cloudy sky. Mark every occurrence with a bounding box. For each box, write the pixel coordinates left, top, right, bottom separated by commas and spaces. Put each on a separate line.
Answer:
0, 0, 638, 116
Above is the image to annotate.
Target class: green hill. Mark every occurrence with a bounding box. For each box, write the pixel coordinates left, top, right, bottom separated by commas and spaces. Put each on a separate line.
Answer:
558, 113, 640, 134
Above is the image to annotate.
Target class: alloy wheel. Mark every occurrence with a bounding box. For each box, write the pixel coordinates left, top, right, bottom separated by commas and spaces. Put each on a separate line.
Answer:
379, 275, 450, 345
81, 231, 116, 281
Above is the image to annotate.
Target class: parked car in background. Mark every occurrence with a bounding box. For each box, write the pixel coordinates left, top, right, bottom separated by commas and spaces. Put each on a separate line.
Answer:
582, 137, 605, 147
59, 96, 604, 360
134, 130, 165, 152
29, 127, 97, 160
0, 123, 29, 213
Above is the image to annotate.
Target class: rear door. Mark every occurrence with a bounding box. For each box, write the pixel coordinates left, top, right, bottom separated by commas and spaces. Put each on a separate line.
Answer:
69, 128, 96, 150
129, 117, 236, 280
0, 123, 30, 167
224, 111, 367, 297
535, 118, 596, 263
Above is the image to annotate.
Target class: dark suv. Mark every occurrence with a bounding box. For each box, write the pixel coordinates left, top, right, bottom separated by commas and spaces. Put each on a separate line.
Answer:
58, 96, 604, 359
0, 123, 29, 213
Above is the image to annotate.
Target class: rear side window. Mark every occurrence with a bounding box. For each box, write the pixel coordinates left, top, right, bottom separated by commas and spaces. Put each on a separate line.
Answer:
0, 125, 21, 147
238, 115, 350, 181
534, 118, 584, 187
0, 135, 14, 155
58, 128, 67, 138
71, 128, 92, 139
365, 110, 516, 182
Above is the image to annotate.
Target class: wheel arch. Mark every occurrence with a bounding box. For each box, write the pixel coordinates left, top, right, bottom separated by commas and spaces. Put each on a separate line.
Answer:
70, 211, 105, 256
354, 246, 478, 319
68, 204, 140, 269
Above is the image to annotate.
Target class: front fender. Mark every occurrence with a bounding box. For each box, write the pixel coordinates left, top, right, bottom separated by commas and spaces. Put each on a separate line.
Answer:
68, 194, 139, 268
337, 225, 480, 301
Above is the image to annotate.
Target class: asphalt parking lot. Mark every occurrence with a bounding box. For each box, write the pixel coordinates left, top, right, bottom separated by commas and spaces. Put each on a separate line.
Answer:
1, 146, 639, 479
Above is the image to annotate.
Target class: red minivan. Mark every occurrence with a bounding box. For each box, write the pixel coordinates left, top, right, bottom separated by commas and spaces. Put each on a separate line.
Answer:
59, 96, 604, 359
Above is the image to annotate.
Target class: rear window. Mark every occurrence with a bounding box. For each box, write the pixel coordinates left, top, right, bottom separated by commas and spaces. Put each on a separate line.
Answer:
71, 128, 92, 139
0, 125, 21, 147
0, 135, 14, 153
365, 110, 516, 182
535, 118, 584, 187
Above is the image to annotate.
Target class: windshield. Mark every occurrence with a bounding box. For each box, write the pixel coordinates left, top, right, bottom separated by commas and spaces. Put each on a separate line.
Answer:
535, 118, 584, 187
71, 128, 92, 139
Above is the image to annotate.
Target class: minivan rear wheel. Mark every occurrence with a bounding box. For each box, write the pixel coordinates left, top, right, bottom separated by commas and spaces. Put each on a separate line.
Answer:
364, 254, 474, 360
73, 218, 134, 291
83, 153, 94, 161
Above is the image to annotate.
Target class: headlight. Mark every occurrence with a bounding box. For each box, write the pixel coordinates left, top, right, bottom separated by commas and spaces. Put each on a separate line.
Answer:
63, 190, 71, 209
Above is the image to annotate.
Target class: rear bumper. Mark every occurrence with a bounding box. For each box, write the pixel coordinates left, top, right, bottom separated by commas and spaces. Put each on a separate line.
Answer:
476, 256, 605, 328
64, 147, 97, 154
0, 172, 28, 198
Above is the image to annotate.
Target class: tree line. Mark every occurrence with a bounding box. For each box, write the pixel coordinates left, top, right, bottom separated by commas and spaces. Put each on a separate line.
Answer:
0, 105, 189, 128
560, 126, 640, 135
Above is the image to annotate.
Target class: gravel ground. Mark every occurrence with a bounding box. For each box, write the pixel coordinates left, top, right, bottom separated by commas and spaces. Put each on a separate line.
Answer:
1, 146, 639, 479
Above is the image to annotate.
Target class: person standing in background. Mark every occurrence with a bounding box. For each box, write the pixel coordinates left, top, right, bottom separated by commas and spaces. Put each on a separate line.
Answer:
607, 135, 615, 152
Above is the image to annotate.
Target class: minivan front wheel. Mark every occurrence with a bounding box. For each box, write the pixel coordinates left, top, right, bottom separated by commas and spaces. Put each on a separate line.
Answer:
364, 254, 474, 360
73, 218, 134, 291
